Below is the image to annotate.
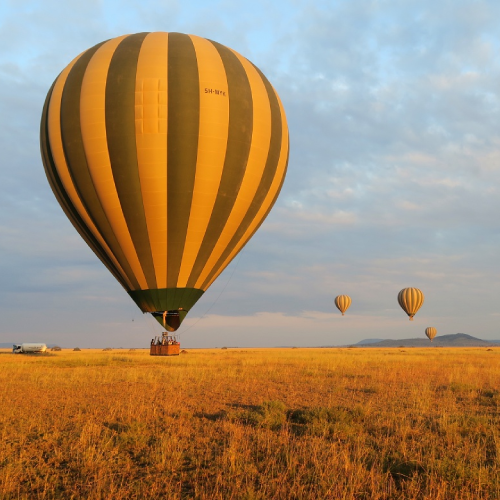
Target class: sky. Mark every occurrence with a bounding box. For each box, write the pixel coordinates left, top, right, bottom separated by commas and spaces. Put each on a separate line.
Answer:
1, 0, 500, 348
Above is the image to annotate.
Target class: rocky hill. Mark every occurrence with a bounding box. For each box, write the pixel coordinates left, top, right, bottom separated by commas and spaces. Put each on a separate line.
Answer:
352, 333, 499, 348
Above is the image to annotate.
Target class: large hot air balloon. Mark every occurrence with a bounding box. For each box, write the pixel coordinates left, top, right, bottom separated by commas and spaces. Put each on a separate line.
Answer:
40, 32, 289, 332
334, 295, 351, 316
425, 327, 436, 342
397, 287, 424, 321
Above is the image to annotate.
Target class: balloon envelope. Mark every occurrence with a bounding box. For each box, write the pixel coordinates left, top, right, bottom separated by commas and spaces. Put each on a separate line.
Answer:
334, 295, 351, 316
40, 32, 289, 331
397, 288, 424, 321
425, 327, 437, 342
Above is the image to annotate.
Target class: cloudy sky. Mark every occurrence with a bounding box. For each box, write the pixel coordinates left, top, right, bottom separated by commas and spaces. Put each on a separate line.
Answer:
1, 0, 500, 348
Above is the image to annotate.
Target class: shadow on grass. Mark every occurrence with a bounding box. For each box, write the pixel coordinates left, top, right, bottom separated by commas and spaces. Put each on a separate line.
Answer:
197, 402, 368, 439
382, 455, 427, 487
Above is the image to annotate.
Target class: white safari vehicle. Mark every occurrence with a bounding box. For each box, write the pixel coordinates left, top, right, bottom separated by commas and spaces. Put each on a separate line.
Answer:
12, 343, 47, 354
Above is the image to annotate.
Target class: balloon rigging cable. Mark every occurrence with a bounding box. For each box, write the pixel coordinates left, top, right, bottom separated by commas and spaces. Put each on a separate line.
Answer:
176, 251, 243, 337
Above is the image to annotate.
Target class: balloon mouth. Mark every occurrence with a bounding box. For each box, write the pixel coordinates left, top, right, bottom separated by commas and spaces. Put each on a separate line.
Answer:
151, 310, 186, 332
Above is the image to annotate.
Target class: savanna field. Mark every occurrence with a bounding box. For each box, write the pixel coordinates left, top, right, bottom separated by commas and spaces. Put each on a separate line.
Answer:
0, 347, 499, 499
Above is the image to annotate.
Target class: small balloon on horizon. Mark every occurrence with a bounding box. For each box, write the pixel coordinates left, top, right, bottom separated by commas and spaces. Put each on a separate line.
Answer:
425, 327, 437, 342
334, 295, 352, 316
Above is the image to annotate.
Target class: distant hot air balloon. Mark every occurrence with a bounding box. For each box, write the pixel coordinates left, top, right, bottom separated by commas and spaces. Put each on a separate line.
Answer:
40, 32, 289, 333
334, 295, 351, 316
425, 327, 437, 342
397, 287, 424, 321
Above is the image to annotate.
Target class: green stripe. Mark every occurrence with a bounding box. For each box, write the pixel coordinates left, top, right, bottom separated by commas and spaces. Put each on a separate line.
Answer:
60, 42, 141, 290
200, 70, 288, 290
166, 33, 200, 288
186, 40, 253, 288
201, 73, 289, 290
203, 141, 289, 291
40, 81, 129, 290
106, 32, 158, 290
128, 287, 204, 313
209, 139, 288, 287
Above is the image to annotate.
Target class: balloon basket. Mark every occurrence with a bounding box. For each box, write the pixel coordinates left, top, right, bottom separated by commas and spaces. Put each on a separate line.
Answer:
150, 333, 180, 356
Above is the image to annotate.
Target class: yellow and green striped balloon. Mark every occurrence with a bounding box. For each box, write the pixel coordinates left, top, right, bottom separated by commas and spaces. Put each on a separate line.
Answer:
425, 327, 437, 342
397, 287, 424, 321
334, 295, 351, 316
40, 32, 289, 332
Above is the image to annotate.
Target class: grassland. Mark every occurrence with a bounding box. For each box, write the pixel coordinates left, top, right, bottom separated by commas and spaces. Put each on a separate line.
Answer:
0, 346, 499, 499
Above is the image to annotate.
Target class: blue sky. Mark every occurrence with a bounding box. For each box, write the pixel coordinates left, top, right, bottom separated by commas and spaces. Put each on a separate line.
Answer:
1, 0, 500, 348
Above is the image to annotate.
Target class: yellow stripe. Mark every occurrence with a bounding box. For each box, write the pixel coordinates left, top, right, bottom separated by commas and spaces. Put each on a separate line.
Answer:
134, 32, 169, 289
193, 49, 272, 289
409, 289, 414, 312
79, 35, 148, 290
410, 289, 418, 314
402, 290, 410, 313
48, 57, 82, 213
415, 289, 424, 312
176, 35, 229, 287
203, 85, 289, 290
48, 52, 133, 289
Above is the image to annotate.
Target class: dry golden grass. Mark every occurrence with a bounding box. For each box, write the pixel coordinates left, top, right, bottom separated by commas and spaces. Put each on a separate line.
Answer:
0, 347, 499, 499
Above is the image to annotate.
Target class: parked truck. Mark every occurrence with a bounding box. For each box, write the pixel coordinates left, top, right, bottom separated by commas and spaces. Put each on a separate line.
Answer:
12, 343, 47, 354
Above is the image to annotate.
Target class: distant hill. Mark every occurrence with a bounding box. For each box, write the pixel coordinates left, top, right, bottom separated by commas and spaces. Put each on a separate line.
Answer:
353, 333, 500, 348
